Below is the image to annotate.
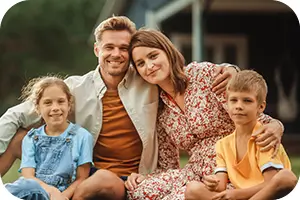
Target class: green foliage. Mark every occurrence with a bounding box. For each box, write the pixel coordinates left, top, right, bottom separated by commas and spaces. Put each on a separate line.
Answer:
0, 0, 106, 114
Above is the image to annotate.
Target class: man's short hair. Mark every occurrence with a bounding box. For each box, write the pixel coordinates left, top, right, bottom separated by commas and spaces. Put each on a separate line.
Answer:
94, 15, 136, 43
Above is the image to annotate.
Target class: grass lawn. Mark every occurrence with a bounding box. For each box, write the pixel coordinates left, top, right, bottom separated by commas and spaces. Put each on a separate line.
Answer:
2, 156, 300, 184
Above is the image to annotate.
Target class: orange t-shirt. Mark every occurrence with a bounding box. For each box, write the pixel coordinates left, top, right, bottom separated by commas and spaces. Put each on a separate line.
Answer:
215, 122, 291, 189
93, 90, 143, 176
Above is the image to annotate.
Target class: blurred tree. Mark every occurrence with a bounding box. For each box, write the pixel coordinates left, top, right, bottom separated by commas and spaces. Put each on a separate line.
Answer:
0, 0, 105, 114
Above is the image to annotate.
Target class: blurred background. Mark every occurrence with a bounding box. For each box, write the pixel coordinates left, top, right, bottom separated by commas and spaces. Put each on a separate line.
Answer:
1, 0, 299, 182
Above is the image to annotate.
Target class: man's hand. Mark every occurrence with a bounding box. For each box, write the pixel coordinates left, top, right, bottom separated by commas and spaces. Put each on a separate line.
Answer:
212, 190, 237, 200
212, 64, 239, 95
202, 175, 220, 191
124, 173, 146, 191
252, 120, 283, 157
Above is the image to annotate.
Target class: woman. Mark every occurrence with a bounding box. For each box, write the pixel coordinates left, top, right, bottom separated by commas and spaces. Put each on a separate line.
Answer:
126, 29, 284, 200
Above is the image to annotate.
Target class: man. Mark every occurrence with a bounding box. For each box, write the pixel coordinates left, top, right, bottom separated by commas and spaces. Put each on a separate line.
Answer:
0, 16, 280, 200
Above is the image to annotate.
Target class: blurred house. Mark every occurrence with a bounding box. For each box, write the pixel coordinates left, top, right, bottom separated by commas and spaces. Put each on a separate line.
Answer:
94, 0, 300, 142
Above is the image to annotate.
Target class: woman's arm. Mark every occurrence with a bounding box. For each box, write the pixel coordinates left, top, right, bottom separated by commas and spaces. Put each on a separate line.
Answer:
62, 163, 90, 199
153, 123, 180, 173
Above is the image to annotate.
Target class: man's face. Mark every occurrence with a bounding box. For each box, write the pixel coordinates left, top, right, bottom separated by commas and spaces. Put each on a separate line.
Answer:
94, 30, 131, 79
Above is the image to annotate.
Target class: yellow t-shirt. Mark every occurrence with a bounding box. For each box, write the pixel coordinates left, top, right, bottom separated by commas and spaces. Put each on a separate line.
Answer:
215, 122, 291, 189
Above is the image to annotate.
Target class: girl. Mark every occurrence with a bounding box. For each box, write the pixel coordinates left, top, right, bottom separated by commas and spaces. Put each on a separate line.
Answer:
5, 76, 93, 200
125, 29, 285, 200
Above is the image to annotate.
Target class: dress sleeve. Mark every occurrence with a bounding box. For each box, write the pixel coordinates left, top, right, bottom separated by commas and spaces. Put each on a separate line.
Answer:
20, 133, 36, 170
187, 62, 227, 110
78, 129, 93, 166
214, 140, 227, 174
257, 113, 273, 124
152, 122, 180, 174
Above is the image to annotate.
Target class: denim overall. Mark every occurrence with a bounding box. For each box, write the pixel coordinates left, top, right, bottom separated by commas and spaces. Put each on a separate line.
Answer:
6, 124, 79, 200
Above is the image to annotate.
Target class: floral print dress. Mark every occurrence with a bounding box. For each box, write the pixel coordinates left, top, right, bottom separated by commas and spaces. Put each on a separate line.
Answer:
127, 62, 271, 200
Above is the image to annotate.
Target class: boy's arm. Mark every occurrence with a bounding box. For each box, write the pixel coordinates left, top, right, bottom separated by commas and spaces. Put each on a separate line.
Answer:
224, 144, 286, 200
62, 163, 90, 199
213, 140, 229, 192
215, 172, 228, 192
225, 168, 278, 200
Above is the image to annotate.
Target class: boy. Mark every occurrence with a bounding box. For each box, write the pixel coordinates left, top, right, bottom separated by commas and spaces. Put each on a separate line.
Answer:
185, 70, 297, 200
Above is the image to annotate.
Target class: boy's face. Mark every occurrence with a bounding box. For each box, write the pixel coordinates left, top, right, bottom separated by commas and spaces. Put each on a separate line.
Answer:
227, 90, 265, 126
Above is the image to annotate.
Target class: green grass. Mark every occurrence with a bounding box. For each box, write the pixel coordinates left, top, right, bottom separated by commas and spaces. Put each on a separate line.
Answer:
2, 157, 300, 184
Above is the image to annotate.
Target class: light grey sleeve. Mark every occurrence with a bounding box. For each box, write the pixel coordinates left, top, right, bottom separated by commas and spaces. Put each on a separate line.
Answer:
0, 101, 41, 154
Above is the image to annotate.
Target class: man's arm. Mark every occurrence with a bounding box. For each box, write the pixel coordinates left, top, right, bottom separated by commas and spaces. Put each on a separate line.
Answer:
0, 101, 41, 155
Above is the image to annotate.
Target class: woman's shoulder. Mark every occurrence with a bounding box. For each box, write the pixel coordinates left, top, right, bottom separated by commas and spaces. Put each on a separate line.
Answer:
185, 61, 216, 82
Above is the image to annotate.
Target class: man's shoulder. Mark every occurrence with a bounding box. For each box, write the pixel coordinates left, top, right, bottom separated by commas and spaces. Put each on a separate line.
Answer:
64, 70, 95, 88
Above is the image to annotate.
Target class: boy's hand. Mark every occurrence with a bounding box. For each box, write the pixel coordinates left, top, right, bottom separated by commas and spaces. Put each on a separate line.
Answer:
125, 173, 146, 191
202, 175, 220, 191
212, 189, 237, 200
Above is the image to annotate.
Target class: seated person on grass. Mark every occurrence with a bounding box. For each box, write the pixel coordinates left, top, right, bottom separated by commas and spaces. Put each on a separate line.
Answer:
185, 70, 297, 200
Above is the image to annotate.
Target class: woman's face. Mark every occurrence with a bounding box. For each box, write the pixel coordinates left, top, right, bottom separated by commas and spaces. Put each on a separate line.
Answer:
132, 46, 171, 85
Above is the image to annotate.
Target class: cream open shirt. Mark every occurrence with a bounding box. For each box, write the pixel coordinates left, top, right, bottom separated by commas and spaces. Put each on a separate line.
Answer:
0, 66, 159, 174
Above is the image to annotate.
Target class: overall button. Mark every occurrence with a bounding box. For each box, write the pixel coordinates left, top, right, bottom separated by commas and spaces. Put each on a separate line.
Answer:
66, 138, 71, 143
34, 135, 39, 140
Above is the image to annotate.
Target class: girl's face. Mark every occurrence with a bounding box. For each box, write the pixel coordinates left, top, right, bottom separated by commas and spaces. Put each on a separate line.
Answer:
132, 46, 171, 85
37, 85, 70, 130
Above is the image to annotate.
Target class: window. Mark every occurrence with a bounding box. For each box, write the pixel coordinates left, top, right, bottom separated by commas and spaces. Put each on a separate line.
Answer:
171, 33, 248, 69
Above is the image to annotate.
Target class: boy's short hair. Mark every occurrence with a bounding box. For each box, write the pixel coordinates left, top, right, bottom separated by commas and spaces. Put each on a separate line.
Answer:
226, 70, 268, 104
94, 15, 136, 43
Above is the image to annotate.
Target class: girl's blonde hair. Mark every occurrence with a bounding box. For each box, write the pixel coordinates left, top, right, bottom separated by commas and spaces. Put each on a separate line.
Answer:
20, 75, 74, 112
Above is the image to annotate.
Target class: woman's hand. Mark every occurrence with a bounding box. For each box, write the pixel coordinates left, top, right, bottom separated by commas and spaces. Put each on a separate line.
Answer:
202, 175, 220, 191
124, 173, 146, 191
212, 64, 239, 95
252, 120, 283, 157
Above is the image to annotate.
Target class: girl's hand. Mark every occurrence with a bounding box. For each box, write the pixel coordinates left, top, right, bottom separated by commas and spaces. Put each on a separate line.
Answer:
124, 173, 146, 191
48, 186, 66, 200
202, 175, 220, 191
